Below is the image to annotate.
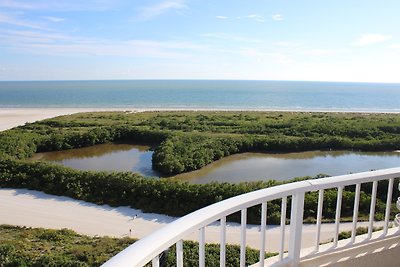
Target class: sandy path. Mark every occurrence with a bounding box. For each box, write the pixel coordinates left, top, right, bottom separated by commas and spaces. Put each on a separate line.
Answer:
0, 188, 173, 238
0, 188, 384, 252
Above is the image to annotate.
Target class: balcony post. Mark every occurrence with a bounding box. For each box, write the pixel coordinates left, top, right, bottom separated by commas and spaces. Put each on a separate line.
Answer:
288, 192, 305, 266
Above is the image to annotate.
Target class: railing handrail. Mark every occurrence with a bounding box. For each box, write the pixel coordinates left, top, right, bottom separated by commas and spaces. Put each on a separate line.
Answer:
102, 167, 400, 267
306, 167, 400, 189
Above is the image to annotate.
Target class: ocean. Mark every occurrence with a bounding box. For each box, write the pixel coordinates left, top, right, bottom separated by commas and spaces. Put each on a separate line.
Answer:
1, 80, 400, 112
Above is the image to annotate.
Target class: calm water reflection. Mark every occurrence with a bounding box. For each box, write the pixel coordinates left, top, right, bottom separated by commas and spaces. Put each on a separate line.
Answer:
33, 145, 400, 184
173, 151, 400, 184
32, 143, 160, 177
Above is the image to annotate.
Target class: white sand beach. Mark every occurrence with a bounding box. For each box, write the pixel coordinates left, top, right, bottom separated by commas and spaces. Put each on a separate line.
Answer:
0, 108, 386, 252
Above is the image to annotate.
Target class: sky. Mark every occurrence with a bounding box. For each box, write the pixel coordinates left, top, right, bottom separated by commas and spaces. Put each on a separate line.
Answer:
1, 0, 400, 82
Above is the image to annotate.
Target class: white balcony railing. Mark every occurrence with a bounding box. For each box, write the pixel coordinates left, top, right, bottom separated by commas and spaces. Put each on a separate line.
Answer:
102, 167, 400, 267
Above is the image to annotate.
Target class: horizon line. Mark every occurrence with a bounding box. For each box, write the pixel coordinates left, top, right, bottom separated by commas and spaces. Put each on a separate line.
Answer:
1, 79, 400, 85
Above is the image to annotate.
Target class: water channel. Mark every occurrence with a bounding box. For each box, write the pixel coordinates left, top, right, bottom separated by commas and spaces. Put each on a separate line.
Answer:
33, 144, 400, 183
32, 144, 400, 184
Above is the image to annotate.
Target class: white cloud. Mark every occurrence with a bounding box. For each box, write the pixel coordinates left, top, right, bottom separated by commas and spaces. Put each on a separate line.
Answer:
240, 14, 264, 22
0, 12, 49, 30
226, 47, 294, 65
136, 0, 187, 21
272, 14, 283, 21
124, 40, 207, 51
304, 49, 337, 56
0, 0, 118, 11
42, 16, 65, 23
0, 29, 74, 43
271, 53, 294, 64
273, 41, 301, 48
216, 15, 228, 19
0, 28, 207, 59
14, 42, 192, 58
246, 14, 261, 19
202, 32, 260, 43
0, 0, 35, 9
352, 33, 392, 46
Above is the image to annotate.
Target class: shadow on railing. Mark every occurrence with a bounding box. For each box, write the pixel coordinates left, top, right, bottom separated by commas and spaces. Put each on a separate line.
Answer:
102, 167, 400, 267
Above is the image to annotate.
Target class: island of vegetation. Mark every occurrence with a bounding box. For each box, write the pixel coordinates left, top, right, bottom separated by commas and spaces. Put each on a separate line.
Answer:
1, 111, 399, 225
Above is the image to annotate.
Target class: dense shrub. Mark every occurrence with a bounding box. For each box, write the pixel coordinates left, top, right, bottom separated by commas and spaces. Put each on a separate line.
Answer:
0, 225, 266, 267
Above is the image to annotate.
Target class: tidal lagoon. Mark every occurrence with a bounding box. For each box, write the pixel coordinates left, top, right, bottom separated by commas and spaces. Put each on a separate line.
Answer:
33, 145, 400, 184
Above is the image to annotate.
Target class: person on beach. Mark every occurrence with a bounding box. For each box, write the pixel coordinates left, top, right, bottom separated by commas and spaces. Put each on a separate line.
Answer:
128, 215, 138, 235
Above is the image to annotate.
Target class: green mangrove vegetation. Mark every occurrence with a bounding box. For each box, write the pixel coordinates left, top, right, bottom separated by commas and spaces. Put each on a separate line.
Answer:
0, 225, 264, 267
1, 111, 400, 223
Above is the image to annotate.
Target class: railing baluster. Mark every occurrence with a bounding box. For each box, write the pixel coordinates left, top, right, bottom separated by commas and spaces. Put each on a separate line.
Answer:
240, 208, 247, 267
368, 181, 378, 239
351, 183, 361, 243
259, 203, 267, 267
176, 240, 183, 267
333, 186, 343, 247
199, 227, 205, 267
288, 192, 305, 265
384, 178, 394, 235
314, 189, 324, 251
220, 217, 226, 267
279, 196, 287, 260
151, 255, 159, 267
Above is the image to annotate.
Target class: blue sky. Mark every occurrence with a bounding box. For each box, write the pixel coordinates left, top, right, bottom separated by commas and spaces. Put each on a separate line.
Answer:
1, 0, 400, 82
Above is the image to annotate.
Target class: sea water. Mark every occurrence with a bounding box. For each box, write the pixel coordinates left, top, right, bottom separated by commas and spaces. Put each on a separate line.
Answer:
1, 80, 400, 112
